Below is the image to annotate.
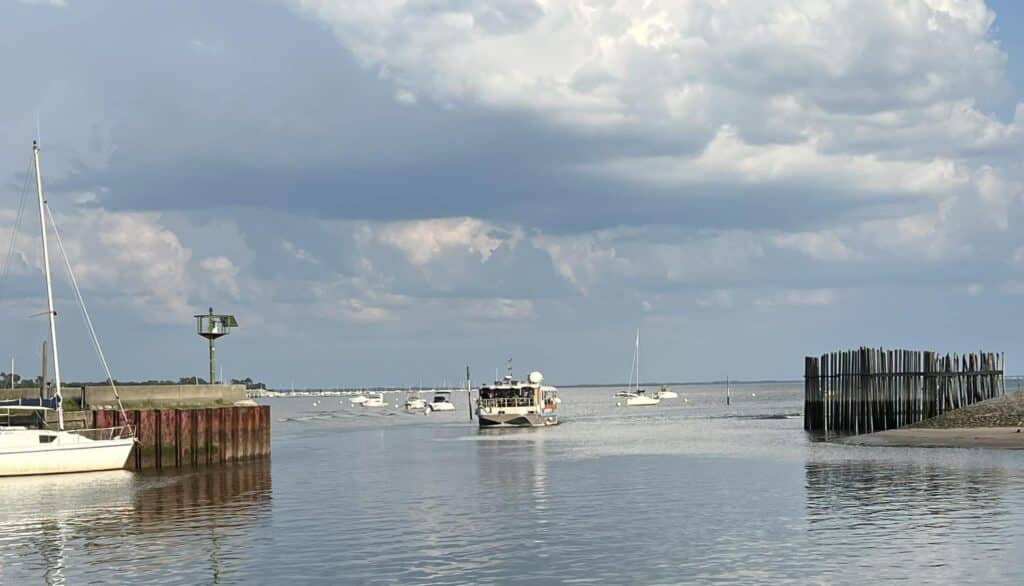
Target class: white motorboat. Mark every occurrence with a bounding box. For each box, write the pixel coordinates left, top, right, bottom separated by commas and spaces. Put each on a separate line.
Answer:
404, 393, 426, 410
426, 391, 455, 412
655, 386, 678, 399
361, 393, 386, 407
0, 141, 134, 477
477, 368, 559, 427
349, 394, 368, 404
619, 329, 660, 407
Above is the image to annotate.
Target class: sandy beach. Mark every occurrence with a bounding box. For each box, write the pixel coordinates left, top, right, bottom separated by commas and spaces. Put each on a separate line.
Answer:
842, 427, 1024, 449
840, 391, 1024, 449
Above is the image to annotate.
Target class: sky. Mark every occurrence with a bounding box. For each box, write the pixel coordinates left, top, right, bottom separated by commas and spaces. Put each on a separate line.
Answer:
1, 0, 1023, 388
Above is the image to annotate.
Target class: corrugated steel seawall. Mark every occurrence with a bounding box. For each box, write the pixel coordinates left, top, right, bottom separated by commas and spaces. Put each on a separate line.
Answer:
93, 405, 270, 470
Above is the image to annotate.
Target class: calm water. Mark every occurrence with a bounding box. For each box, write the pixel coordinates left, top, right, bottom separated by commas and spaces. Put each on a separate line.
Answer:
2, 383, 1023, 584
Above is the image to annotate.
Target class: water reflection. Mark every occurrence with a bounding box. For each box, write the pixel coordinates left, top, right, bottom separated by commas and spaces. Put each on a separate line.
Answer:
0, 461, 271, 585
804, 461, 1021, 584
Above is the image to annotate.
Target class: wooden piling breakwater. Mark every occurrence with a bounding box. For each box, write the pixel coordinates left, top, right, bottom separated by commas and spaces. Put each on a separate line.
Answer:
804, 348, 1004, 436
93, 405, 270, 470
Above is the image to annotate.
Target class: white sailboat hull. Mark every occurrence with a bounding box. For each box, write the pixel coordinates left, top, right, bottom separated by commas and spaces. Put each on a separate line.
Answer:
624, 395, 660, 407
0, 430, 134, 477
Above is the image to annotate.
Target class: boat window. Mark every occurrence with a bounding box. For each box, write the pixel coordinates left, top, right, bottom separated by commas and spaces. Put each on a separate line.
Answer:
39, 434, 57, 443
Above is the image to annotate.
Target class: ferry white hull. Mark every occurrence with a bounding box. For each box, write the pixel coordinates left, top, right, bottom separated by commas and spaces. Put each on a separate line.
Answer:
477, 412, 558, 427
0, 430, 134, 477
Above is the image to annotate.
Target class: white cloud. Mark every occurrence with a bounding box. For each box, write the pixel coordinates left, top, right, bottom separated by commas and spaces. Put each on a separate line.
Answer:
696, 289, 735, 308
755, 288, 837, 307
773, 230, 858, 261
281, 240, 320, 264
464, 298, 535, 320
72, 210, 193, 320
17, 0, 67, 6
200, 256, 241, 299
375, 217, 515, 265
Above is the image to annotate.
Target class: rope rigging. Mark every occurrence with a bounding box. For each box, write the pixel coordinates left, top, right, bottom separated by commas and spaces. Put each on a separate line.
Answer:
44, 202, 131, 433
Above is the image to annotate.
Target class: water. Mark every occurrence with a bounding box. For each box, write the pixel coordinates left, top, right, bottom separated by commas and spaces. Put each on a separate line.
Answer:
2, 383, 1023, 584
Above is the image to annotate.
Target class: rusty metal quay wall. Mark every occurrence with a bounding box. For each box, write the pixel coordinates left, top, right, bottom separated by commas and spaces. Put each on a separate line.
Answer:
94, 405, 270, 470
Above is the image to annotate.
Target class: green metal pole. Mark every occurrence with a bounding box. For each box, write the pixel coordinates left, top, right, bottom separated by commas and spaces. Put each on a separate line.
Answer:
208, 307, 216, 385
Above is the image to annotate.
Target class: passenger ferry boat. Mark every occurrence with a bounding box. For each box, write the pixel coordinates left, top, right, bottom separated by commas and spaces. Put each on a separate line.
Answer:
477, 370, 559, 428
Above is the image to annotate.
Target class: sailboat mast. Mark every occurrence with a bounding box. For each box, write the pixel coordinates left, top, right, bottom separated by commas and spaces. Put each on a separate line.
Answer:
635, 329, 640, 392
33, 141, 63, 430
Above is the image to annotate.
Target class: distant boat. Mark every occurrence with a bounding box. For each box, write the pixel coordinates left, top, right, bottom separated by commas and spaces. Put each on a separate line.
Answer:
620, 329, 660, 407
0, 141, 134, 476
425, 391, 455, 413
654, 385, 678, 399
361, 393, 386, 407
404, 392, 426, 411
349, 394, 368, 404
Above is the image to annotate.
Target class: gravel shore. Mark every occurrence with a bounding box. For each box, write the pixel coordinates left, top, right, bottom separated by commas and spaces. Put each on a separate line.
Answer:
839, 391, 1024, 449
910, 391, 1024, 429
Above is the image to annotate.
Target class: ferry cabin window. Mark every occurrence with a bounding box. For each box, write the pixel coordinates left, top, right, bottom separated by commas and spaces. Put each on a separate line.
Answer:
39, 434, 57, 443
480, 387, 526, 399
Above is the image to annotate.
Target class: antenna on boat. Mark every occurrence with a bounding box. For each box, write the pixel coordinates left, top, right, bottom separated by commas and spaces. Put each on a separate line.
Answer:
506, 357, 512, 380
33, 140, 63, 430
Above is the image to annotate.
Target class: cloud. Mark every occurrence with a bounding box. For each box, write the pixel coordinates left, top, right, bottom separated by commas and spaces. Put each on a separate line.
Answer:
280, 240, 320, 264
773, 230, 858, 261
199, 256, 241, 299
755, 288, 837, 307
375, 217, 515, 265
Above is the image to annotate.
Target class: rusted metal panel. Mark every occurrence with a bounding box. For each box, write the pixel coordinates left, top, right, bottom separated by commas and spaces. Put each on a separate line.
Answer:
209, 408, 223, 463
177, 409, 194, 466
221, 408, 234, 462
242, 406, 254, 460
195, 408, 209, 465
159, 409, 177, 468
138, 410, 158, 469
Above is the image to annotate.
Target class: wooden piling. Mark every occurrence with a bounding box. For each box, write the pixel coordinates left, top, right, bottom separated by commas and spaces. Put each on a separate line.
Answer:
804, 347, 1004, 437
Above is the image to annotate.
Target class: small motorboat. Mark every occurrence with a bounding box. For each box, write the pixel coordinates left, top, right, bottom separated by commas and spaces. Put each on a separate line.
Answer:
361, 393, 386, 407
349, 394, 368, 405
654, 386, 678, 399
404, 393, 426, 410
425, 392, 455, 412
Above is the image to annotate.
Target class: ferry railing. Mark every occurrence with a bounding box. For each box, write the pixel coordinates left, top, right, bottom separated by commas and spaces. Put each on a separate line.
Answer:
478, 397, 536, 408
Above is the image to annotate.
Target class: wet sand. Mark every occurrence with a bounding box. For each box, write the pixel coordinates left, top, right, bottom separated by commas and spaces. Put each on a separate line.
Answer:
842, 427, 1024, 449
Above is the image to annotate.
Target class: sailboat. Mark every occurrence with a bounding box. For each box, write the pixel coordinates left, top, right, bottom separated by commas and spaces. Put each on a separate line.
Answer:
0, 141, 135, 476
619, 329, 659, 407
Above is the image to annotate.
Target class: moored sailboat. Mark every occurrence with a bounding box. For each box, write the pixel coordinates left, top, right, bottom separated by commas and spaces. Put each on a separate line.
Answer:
0, 141, 134, 476
619, 329, 660, 407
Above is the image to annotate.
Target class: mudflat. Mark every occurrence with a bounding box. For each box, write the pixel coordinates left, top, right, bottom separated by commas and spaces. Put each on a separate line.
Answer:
843, 427, 1024, 449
